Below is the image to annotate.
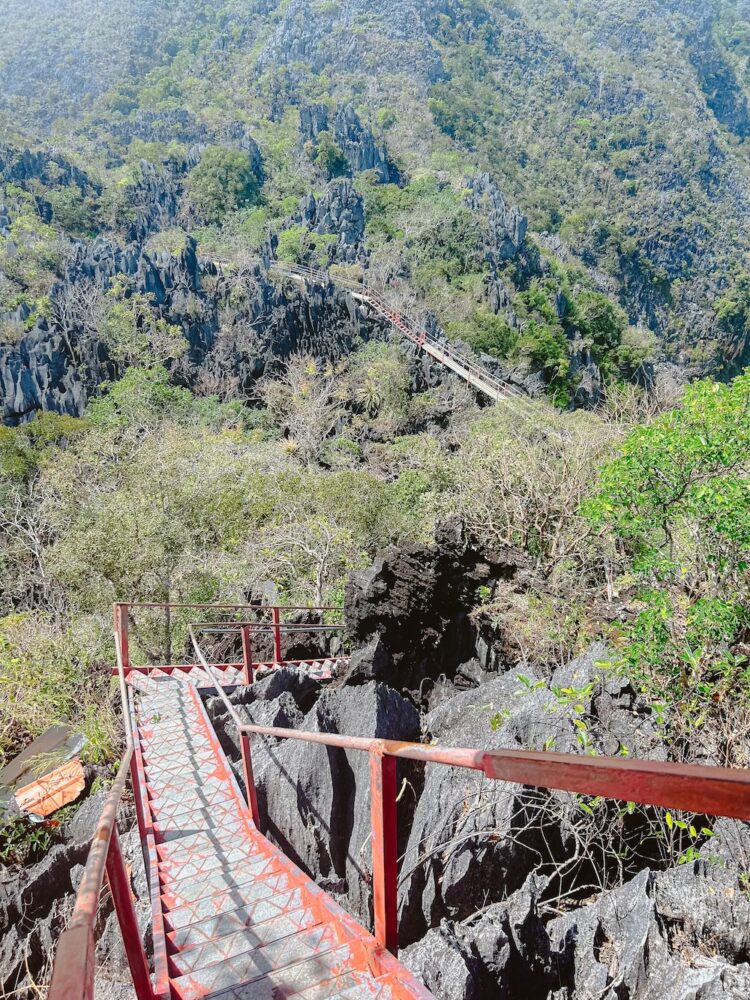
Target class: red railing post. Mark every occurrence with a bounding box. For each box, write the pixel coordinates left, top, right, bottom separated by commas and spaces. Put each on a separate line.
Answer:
115, 604, 130, 673
48, 924, 96, 1000
240, 733, 261, 827
272, 606, 283, 664
241, 625, 253, 685
105, 828, 155, 1000
370, 750, 398, 955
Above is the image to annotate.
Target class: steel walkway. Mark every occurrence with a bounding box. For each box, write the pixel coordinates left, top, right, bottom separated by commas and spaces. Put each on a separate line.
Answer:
211, 257, 538, 411
48, 601, 750, 1000
130, 669, 431, 999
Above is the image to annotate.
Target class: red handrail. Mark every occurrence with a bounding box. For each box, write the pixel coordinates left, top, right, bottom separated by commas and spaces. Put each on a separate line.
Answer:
48, 629, 154, 1000
188, 627, 750, 956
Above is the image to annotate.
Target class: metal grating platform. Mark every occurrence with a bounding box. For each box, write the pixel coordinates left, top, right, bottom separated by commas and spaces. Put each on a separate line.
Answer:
131, 671, 432, 1000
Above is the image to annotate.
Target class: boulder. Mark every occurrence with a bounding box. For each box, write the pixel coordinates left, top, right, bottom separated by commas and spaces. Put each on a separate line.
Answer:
344, 519, 530, 690
405, 863, 750, 999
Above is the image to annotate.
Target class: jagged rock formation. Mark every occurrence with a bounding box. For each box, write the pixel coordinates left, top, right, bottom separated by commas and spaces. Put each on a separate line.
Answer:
125, 155, 197, 243
402, 865, 750, 999
256, 1, 448, 87
343, 519, 531, 692
202, 532, 750, 997
299, 103, 402, 184
0, 144, 96, 195
0, 236, 397, 424
297, 178, 367, 264
464, 173, 528, 267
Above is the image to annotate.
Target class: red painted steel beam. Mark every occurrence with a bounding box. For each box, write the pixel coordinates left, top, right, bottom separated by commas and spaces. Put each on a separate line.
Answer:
479, 749, 750, 819
370, 752, 398, 954
272, 606, 283, 662
241, 625, 253, 685
47, 925, 96, 1000
240, 733, 261, 827
239, 726, 750, 821
105, 828, 155, 999
114, 603, 130, 672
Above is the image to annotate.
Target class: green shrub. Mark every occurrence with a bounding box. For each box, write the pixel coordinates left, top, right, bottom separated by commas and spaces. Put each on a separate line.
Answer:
184, 146, 260, 224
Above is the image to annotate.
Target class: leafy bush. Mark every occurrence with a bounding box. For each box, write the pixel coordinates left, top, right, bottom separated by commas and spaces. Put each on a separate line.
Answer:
308, 130, 347, 178
586, 373, 750, 764
0, 613, 117, 768
455, 309, 518, 359
184, 146, 260, 224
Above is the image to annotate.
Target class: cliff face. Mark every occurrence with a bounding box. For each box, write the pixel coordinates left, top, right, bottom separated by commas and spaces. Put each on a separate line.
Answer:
1, 236, 392, 424
2, 0, 750, 423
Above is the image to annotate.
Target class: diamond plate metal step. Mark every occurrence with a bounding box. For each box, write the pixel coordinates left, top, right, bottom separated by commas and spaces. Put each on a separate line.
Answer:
127, 667, 432, 1000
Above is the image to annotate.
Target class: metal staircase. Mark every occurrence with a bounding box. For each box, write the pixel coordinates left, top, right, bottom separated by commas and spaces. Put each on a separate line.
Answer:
133, 673, 423, 999
48, 602, 750, 1000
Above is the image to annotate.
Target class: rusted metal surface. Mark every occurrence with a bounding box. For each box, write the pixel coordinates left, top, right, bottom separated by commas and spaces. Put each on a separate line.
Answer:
480, 748, 750, 819
239, 723, 750, 821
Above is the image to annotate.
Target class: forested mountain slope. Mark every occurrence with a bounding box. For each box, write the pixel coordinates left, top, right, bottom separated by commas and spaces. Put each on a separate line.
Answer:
1, 0, 750, 424
3, 7, 750, 998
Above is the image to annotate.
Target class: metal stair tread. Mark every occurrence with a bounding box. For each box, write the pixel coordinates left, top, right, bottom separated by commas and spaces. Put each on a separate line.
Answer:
169, 901, 313, 955
169, 939, 365, 999
158, 846, 255, 884
159, 856, 287, 908
167, 908, 326, 976
295, 973, 394, 999
162, 871, 302, 932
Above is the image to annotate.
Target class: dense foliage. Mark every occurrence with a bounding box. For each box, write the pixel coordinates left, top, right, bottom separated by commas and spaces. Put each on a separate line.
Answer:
1, 2, 750, 879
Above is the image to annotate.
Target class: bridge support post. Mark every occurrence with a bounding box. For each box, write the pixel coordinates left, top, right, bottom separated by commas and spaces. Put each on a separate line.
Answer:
240, 733, 261, 827
272, 606, 283, 664
370, 751, 398, 955
105, 827, 155, 1000
241, 625, 253, 685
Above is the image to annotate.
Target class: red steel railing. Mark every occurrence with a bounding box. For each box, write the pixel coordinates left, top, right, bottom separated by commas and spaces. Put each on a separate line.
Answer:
188, 625, 750, 956
48, 602, 347, 1000
113, 601, 346, 677
48, 603, 750, 997
48, 626, 154, 1000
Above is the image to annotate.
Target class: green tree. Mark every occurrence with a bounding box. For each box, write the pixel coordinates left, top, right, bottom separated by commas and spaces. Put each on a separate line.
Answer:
100, 283, 186, 369
309, 131, 347, 178
586, 373, 750, 764
184, 146, 260, 224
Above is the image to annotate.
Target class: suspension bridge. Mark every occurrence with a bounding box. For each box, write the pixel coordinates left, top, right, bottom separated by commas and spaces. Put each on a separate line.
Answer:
47, 601, 750, 999
215, 257, 541, 418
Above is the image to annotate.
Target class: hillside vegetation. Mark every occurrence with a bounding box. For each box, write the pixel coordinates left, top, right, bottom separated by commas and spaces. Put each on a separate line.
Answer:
1, 0, 750, 398
0, 0, 748, 862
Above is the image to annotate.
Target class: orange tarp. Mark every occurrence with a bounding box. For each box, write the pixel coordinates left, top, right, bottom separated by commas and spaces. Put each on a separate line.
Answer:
14, 758, 85, 818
